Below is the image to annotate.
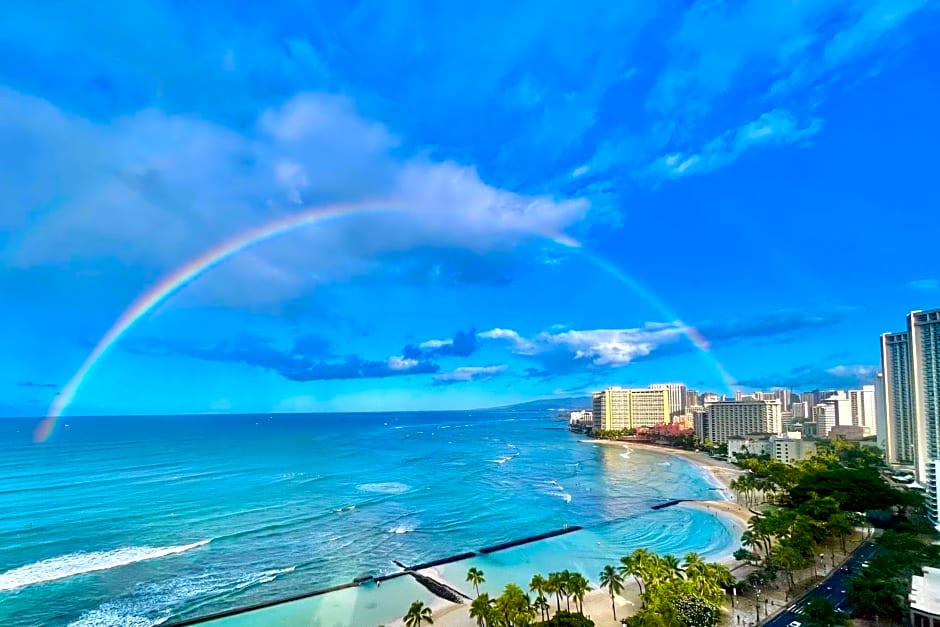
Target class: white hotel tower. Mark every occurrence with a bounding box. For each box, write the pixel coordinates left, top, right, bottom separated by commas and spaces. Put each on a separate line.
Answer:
880, 309, 940, 528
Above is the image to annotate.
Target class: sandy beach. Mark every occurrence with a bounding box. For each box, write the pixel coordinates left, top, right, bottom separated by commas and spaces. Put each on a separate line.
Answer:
397, 440, 752, 627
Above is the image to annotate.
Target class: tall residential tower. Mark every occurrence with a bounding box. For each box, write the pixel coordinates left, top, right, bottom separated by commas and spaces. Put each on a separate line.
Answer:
910, 310, 940, 525
879, 309, 940, 528
881, 330, 916, 465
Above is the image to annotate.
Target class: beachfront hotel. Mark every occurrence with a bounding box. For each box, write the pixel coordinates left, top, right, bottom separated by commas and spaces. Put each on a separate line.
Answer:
591, 386, 669, 431
648, 382, 687, 419
878, 309, 940, 529
694, 398, 782, 445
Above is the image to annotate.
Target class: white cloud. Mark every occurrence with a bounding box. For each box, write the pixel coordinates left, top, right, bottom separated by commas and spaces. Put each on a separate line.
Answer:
908, 278, 939, 290
650, 0, 928, 116
434, 365, 508, 383
647, 109, 822, 180
1, 88, 588, 306
481, 323, 685, 368
478, 328, 537, 354
826, 364, 878, 380
419, 339, 453, 350
387, 356, 419, 371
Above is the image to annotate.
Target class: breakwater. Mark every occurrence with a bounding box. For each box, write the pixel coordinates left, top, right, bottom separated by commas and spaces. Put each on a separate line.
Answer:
166, 527, 582, 624
478, 526, 582, 554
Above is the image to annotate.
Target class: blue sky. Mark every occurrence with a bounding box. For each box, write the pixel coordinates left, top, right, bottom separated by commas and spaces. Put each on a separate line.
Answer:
2, 0, 939, 417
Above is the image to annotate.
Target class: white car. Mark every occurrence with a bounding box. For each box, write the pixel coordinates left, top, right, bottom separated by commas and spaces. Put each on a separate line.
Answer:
788, 621, 802, 627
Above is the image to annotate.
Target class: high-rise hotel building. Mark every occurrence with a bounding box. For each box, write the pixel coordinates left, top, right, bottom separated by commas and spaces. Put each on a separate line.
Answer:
880, 309, 940, 528
696, 398, 782, 445
592, 387, 670, 431
881, 330, 916, 465
648, 383, 688, 419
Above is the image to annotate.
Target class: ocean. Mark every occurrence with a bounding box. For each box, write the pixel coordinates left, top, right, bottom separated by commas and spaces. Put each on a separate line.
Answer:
0, 411, 737, 626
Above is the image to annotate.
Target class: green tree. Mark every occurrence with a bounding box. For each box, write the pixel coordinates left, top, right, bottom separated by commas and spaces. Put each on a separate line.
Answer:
540, 610, 596, 626
569, 572, 591, 614
599, 564, 624, 621
661, 554, 683, 580
403, 600, 434, 627
494, 583, 534, 627
847, 570, 906, 623
529, 574, 548, 621
673, 593, 720, 627
619, 549, 653, 604
532, 596, 551, 623
546, 572, 562, 613
466, 567, 486, 597
802, 597, 849, 627
469, 593, 493, 627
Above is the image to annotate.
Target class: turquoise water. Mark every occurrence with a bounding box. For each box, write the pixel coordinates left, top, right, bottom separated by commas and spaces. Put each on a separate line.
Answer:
0, 411, 734, 626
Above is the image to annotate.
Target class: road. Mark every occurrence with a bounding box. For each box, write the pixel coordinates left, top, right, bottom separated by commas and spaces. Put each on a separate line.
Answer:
763, 542, 878, 626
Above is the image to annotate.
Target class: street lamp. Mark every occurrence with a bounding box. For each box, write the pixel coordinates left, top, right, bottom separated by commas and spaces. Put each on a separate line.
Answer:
756, 589, 761, 621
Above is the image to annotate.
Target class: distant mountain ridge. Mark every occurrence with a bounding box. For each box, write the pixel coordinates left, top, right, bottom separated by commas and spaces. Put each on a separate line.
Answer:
486, 397, 591, 412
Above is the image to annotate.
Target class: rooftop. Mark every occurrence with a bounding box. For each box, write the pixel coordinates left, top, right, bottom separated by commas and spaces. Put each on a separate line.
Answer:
911, 567, 940, 616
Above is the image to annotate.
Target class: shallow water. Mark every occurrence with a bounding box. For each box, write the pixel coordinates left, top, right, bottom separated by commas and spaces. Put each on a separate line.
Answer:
0, 412, 734, 626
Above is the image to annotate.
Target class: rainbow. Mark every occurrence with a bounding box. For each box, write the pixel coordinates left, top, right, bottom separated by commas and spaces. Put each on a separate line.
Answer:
575, 251, 737, 392
35, 201, 401, 442
36, 203, 731, 442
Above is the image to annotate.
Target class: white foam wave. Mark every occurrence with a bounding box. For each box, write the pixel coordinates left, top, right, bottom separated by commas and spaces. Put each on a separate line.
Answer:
388, 525, 415, 534
68, 610, 155, 627
493, 456, 513, 464
68, 564, 294, 627
658, 461, 672, 467
619, 453, 631, 459
234, 566, 295, 590
357, 482, 410, 494
0, 540, 210, 592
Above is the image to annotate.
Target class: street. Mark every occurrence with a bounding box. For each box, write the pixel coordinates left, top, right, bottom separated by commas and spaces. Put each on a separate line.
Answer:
762, 542, 879, 627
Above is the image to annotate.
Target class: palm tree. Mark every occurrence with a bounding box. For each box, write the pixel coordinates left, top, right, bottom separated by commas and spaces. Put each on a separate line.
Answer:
599, 564, 624, 621
661, 554, 683, 580
469, 593, 493, 627
560, 570, 573, 611
532, 596, 550, 623
466, 567, 485, 597
529, 574, 548, 620
569, 573, 591, 614
682, 552, 707, 581
404, 600, 434, 627
619, 548, 653, 598
546, 572, 562, 613
495, 583, 534, 627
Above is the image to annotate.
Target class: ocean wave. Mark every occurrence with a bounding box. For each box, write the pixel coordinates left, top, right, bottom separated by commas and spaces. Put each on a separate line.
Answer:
357, 482, 410, 494
553, 492, 573, 503
0, 540, 210, 592
69, 565, 295, 627
233, 566, 296, 591
68, 609, 157, 627
387, 525, 415, 534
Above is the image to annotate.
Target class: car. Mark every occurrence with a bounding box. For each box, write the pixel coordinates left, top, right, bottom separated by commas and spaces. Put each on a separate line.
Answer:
839, 566, 850, 573
788, 622, 802, 627
861, 561, 870, 568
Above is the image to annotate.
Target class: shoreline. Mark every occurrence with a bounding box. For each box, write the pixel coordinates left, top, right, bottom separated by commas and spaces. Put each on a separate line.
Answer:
406, 439, 752, 627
